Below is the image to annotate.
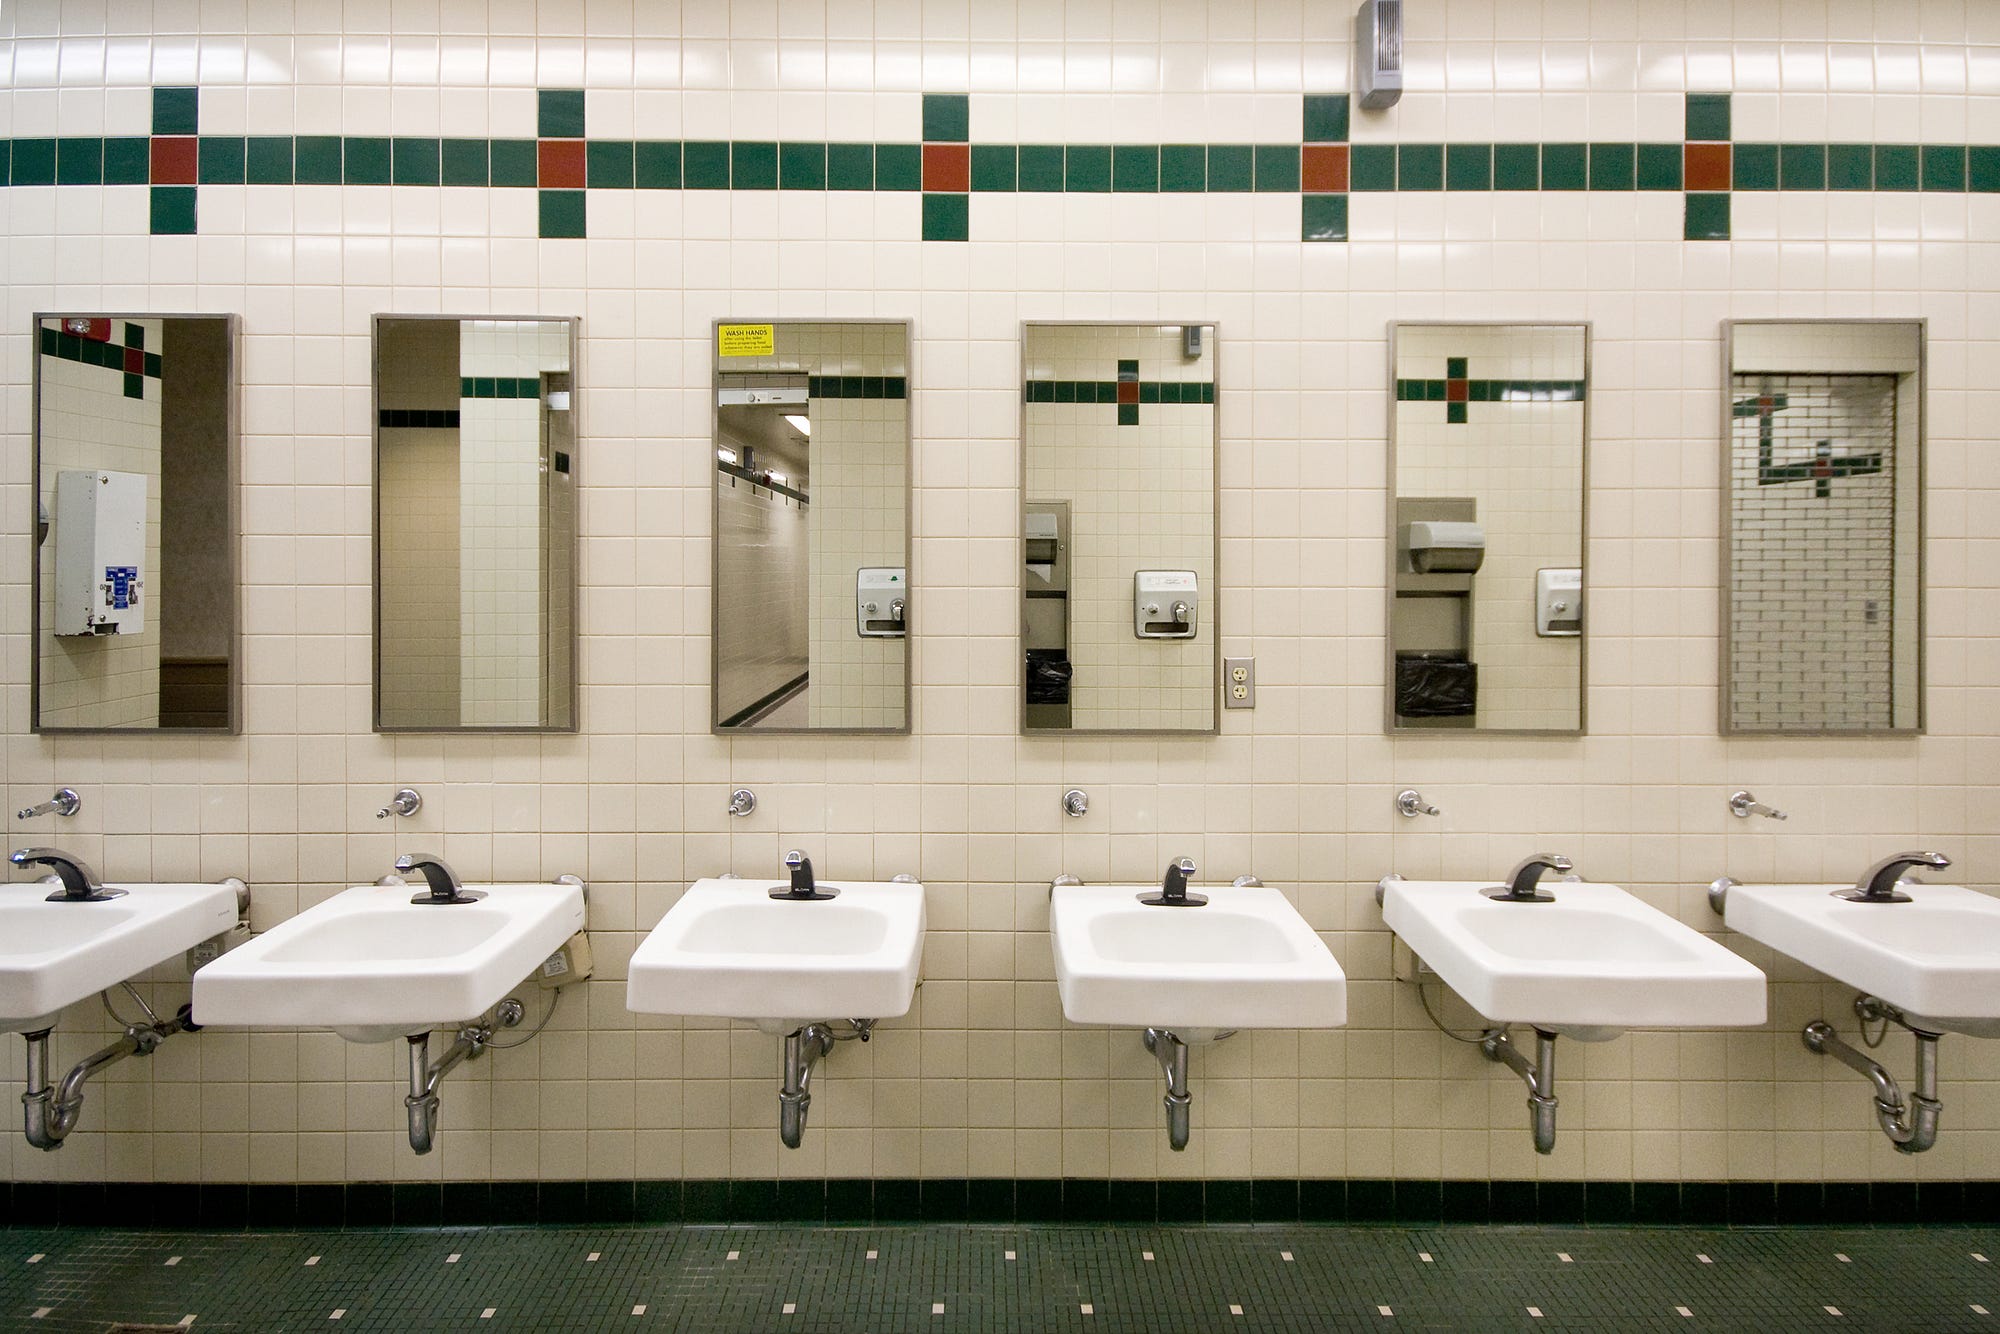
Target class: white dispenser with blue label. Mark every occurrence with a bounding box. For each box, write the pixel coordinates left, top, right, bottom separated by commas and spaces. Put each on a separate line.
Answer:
53, 469, 146, 636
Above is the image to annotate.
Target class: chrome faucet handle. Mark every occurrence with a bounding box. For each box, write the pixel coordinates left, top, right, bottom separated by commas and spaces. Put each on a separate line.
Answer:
1062, 789, 1089, 817
15, 789, 81, 820
1728, 790, 1787, 821
376, 788, 422, 820
1395, 789, 1440, 818
728, 789, 757, 817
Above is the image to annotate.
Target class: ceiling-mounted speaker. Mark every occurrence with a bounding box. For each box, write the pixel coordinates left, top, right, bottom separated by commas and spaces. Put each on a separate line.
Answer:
1356, 0, 1403, 110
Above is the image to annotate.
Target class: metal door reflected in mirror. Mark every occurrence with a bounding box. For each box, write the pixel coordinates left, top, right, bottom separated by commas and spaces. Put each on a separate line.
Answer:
373, 316, 578, 732
33, 314, 238, 733
711, 320, 910, 733
1723, 320, 1924, 734
1021, 322, 1218, 734
1388, 322, 1588, 733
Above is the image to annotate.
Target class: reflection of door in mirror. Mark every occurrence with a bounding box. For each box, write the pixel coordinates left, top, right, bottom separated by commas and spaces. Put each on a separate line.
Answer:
34, 314, 237, 732
1021, 323, 1218, 734
712, 321, 909, 733
1388, 323, 1587, 733
1723, 321, 1923, 734
374, 316, 577, 732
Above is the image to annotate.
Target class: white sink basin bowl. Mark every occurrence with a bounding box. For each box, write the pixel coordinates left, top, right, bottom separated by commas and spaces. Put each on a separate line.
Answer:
1382, 879, 1767, 1039
1050, 881, 1347, 1037
0, 880, 242, 1035
627, 878, 926, 1035
192, 880, 585, 1043
1724, 881, 2000, 1037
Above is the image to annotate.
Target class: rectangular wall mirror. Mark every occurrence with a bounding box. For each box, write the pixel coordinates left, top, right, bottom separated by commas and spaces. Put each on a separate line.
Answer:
374, 315, 578, 732
1723, 320, 1924, 734
33, 313, 238, 732
1021, 321, 1219, 734
1388, 322, 1588, 733
712, 319, 910, 733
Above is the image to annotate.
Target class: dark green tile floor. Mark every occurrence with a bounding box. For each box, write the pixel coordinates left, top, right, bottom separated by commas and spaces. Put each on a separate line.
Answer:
4, 1223, 1998, 1331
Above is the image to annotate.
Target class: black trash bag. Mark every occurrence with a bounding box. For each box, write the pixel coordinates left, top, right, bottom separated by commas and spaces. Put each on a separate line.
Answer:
1395, 652, 1477, 718
1026, 653, 1073, 705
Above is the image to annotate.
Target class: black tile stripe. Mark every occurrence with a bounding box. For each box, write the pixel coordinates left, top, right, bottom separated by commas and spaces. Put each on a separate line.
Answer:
458, 376, 540, 399
40, 322, 163, 377
805, 374, 907, 399
377, 408, 461, 428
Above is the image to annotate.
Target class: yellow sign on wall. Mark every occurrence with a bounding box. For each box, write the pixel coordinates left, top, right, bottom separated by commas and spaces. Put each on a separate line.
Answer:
717, 324, 775, 358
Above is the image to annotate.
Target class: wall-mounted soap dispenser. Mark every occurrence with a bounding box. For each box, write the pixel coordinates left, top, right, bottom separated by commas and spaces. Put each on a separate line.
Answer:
1134, 570, 1199, 639
53, 469, 146, 636
856, 567, 907, 637
1536, 567, 1583, 637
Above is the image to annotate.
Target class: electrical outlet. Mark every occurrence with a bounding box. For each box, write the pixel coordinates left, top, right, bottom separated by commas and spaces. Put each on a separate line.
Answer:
1224, 656, 1255, 708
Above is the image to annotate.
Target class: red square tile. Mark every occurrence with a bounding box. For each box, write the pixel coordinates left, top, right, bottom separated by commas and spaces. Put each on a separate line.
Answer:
1684, 142, 1731, 192
923, 143, 969, 193
1301, 144, 1349, 193
1446, 380, 1468, 402
124, 347, 144, 374
1117, 381, 1139, 404
538, 139, 587, 188
150, 136, 198, 184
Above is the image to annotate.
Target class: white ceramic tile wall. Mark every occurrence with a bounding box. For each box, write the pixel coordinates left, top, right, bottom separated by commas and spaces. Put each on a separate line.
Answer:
3, 0, 2000, 1189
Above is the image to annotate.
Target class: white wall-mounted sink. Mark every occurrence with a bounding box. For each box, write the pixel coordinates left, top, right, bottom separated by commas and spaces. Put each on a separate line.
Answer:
192, 880, 585, 1043
627, 877, 926, 1035
1724, 881, 2000, 1037
1050, 881, 1347, 1036
1, 880, 242, 1034
1382, 879, 1767, 1039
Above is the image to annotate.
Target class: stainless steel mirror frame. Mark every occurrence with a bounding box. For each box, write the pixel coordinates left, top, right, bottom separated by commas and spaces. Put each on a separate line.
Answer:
1384, 319, 1591, 736
1017, 319, 1222, 737
708, 316, 914, 736
1718, 317, 1926, 737
371, 313, 582, 734
30, 311, 242, 736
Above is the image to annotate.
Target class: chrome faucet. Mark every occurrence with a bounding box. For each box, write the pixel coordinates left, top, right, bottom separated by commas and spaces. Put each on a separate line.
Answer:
1485, 853, 1573, 904
770, 850, 838, 901
10, 846, 122, 902
1139, 856, 1207, 907
1842, 851, 1951, 904
394, 852, 480, 905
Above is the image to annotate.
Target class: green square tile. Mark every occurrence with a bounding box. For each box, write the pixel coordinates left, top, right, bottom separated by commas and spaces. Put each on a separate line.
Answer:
344, 136, 392, 185
875, 142, 921, 190
104, 136, 151, 184
1971, 145, 2000, 193
1255, 143, 1300, 191
1685, 92, 1731, 142
635, 140, 682, 188
1732, 142, 1778, 190
124, 372, 144, 399
294, 135, 343, 184
1445, 143, 1491, 190
1589, 142, 1635, 190
1493, 142, 1539, 190
392, 137, 439, 186
1779, 142, 1826, 190
826, 142, 873, 189
1117, 403, 1138, 426
1207, 143, 1254, 192
539, 188, 586, 237
1348, 142, 1395, 191
538, 89, 586, 139
440, 138, 487, 186
1685, 191, 1730, 240
1018, 144, 1064, 191
1635, 141, 1682, 190
1065, 145, 1111, 192
150, 184, 196, 234
970, 144, 1015, 191
922, 93, 969, 143
56, 137, 103, 185
1160, 144, 1205, 192
11, 138, 55, 185
778, 141, 824, 189
1304, 94, 1350, 143
1301, 192, 1347, 241
588, 140, 635, 188
1922, 144, 1966, 191
245, 136, 294, 184
153, 86, 199, 135
1117, 359, 1138, 375
1446, 401, 1467, 424
1138, 380, 1160, 403
1541, 142, 1587, 190
489, 139, 538, 187
1826, 143, 1873, 190
733, 140, 778, 188
198, 135, 245, 183
1875, 143, 1920, 191
1397, 143, 1442, 190
683, 141, 731, 188
1447, 357, 1467, 377
922, 191, 968, 241
1112, 144, 1158, 192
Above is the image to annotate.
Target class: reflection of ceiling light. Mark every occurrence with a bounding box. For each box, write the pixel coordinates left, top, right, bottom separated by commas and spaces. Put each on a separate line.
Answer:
546, 390, 571, 411
783, 413, 811, 435
767, 471, 788, 485
717, 447, 738, 465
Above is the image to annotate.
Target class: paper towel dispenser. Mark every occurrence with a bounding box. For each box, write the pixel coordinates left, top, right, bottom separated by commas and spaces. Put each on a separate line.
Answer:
53, 469, 146, 636
856, 567, 907, 638
1402, 520, 1485, 574
1134, 570, 1199, 639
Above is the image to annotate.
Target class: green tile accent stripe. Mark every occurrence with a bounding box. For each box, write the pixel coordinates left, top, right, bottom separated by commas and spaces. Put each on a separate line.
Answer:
41, 319, 164, 401
807, 375, 908, 399
1396, 378, 1585, 403
459, 376, 542, 399
1025, 379, 1215, 405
